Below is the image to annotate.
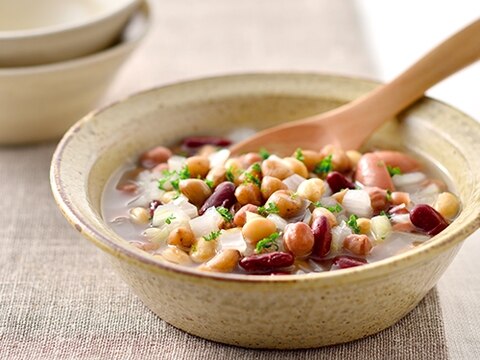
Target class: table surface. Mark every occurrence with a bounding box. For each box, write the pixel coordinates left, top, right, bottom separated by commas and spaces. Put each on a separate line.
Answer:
1, 1, 479, 359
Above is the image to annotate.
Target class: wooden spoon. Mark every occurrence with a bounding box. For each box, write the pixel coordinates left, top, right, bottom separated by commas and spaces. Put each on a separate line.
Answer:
230, 19, 480, 155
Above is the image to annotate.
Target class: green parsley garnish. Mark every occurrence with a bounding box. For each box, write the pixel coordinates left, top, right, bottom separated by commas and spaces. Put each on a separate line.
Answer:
203, 230, 221, 241
243, 172, 261, 186
313, 202, 343, 213
205, 179, 214, 189
294, 148, 304, 162
158, 166, 190, 191
255, 232, 280, 253
251, 163, 262, 173
165, 213, 176, 225
259, 148, 270, 160
379, 210, 392, 219
258, 202, 280, 216
216, 207, 233, 222
347, 214, 360, 234
226, 167, 235, 182
178, 165, 191, 179
313, 155, 333, 176
157, 170, 177, 190
386, 189, 393, 202
387, 165, 402, 177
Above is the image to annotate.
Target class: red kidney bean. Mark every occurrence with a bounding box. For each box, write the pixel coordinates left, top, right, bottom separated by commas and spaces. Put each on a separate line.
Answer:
410, 204, 449, 236
239, 252, 295, 272
311, 216, 332, 258
199, 181, 236, 215
149, 200, 161, 217
182, 136, 232, 148
332, 256, 367, 269
326, 171, 356, 193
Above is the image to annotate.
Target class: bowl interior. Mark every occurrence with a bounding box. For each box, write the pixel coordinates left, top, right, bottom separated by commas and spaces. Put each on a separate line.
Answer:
0, 0, 137, 33
52, 73, 480, 281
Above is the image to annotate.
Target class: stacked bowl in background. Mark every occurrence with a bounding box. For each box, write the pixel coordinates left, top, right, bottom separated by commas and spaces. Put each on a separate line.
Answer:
0, 0, 151, 144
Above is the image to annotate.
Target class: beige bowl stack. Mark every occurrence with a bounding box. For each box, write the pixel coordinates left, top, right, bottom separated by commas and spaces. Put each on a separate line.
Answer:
0, 0, 151, 144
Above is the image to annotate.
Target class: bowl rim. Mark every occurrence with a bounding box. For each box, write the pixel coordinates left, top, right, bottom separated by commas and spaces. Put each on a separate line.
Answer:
50, 72, 480, 285
0, 1, 150, 76
0, 0, 140, 39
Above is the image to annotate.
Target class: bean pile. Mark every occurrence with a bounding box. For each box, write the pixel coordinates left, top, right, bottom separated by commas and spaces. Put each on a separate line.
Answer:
105, 136, 459, 275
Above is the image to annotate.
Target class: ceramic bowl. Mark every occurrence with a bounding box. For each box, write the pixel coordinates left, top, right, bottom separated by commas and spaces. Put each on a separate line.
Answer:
0, 1, 150, 145
0, 0, 140, 67
50, 73, 480, 349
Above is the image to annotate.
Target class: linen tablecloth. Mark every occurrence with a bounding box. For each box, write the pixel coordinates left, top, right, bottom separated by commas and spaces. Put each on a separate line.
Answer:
1, 1, 478, 359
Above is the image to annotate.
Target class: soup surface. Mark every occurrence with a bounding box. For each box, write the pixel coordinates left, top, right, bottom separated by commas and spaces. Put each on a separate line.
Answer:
102, 136, 459, 275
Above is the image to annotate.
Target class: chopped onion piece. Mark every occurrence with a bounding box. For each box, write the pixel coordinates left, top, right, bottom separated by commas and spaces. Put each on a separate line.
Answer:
128, 170, 165, 207
267, 214, 288, 231
302, 208, 312, 224
371, 215, 392, 242
392, 172, 427, 189
189, 206, 223, 238
152, 203, 190, 227
173, 195, 198, 218
331, 221, 352, 253
142, 227, 169, 244
209, 149, 230, 168
410, 183, 439, 206
218, 228, 247, 253
323, 183, 332, 197
390, 213, 411, 224
282, 174, 306, 191
342, 190, 372, 218
168, 155, 187, 172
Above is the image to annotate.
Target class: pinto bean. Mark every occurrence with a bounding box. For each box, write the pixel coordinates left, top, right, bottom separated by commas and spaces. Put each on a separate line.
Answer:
139, 146, 172, 168
343, 234, 373, 255
179, 179, 212, 207
282, 157, 309, 178
266, 190, 304, 219
261, 158, 293, 180
355, 153, 395, 191
365, 187, 390, 213
320, 144, 351, 173
233, 204, 259, 227
373, 151, 421, 173
186, 156, 210, 178
297, 178, 325, 202
168, 226, 195, 248
296, 150, 322, 171
235, 183, 262, 206
283, 223, 314, 257
206, 167, 226, 188
199, 249, 241, 273
242, 217, 277, 244
260, 176, 288, 200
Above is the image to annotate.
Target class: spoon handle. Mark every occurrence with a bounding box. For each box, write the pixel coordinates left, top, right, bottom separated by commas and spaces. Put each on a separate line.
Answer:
329, 18, 480, 147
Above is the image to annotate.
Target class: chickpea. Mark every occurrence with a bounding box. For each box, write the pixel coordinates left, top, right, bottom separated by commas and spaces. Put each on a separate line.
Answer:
235, 183, 262, 206
356, 218, 371, 235
343, 234, 373, 255
293, 149, 321, 171
225, 158, 244, 172
434, 192, 460, 219
283, 222, 314, 257
168, 226, 195, 248
282, 157, 309, 178
179, 179, 212, 207
139, 146, 172, 168
241, 152, 263, 167
346, 150, 362, 168
311, 207, 337, 228
297, 178, 325, 202
242, 217, 277, 244
161, 190, 178, 204
260, 176, 288, 200
129, 207, 150, 224
160, 246, 192, 265
391, 191, 410, 206
261, 158, 294, 180
190, 237, 217, 263
224, 158, 244, 185
238, 163, 262, 184
267, 190, 304, 219
331, 189, 348, 204
206, 167, 226, 188
320, 144, 351, 173
186, 156, 210, 178
199, 249, 241, 273
234, 204, 259, 227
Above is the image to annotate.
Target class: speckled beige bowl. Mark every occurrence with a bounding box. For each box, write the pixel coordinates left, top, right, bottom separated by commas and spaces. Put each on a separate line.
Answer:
50, 73, 480, 349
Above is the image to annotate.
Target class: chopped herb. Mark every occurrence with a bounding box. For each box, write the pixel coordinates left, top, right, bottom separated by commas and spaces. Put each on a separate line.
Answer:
165, 213, 176, 225
243, 172, 261, 186
314, 202, 343, 213
255, 232, 280, 253
386, 189, 393, 202
379, 210, 392, 219
205, 179, 214, 189
258, 202, 280, 216
226, 167, 235, 182
203, 230, 221, 241
294, 148, 304, 162
347, 214, 360, 234
216, 207, 233, 222
178, 165, 191, 179
387, 165, 402, 177
259, 148, 270, 160
313, 155, 333, 176
252, 163, 262, 173
158, 170, 177, 190
170, 179, 180, 191
290, 192, 299, 200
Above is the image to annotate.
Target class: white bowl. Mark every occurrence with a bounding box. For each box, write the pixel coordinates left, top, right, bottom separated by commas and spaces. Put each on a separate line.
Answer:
0, 1, 150, 145
0, 0, 140, 67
